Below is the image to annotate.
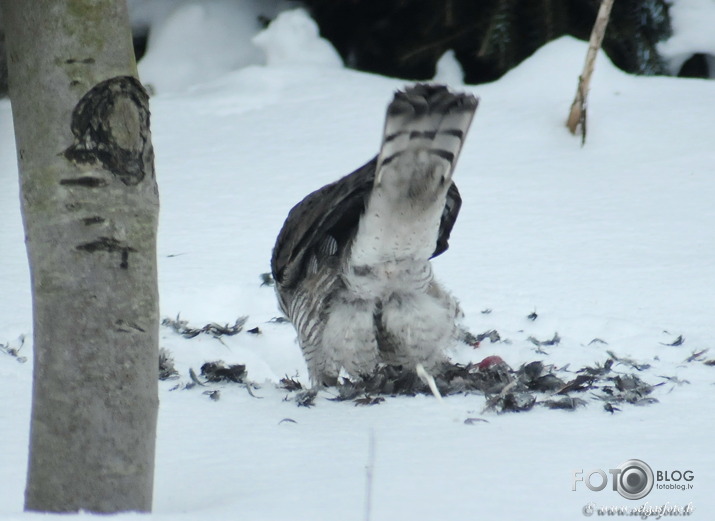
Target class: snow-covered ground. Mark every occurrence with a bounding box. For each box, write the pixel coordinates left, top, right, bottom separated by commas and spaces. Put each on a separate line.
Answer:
2, 8, 715, 520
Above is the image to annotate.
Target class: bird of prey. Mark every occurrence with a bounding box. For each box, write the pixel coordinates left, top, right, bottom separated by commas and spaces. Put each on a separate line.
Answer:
272, 84, 479, 387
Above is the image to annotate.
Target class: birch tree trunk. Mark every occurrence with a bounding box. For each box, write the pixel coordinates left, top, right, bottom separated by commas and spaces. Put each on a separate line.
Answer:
1, 0, 159, 513
565, 0, 615, 143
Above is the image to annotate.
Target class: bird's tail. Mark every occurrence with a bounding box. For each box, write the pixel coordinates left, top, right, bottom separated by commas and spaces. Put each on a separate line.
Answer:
349, 84, 478, 267
375, 84, 478, 190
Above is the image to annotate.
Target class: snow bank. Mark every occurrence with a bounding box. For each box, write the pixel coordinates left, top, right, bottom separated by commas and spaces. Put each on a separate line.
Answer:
433, 49, 464, 86
252, 8, 343, 69
136, 0, 285, 94
658, 0, 715, 76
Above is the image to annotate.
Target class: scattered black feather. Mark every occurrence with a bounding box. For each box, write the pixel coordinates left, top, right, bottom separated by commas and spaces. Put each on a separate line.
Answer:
200, 361, 247, 383
279, 376, 303, 391
162, 314, 248, 339
598, 373, 658, 406
268, 316, 290, 324
542, 397, 587, 410
485, 391, 536, 413
607, 351, 650, 371
658, 375, 690, 386
478, 329, 501, 343
527, 310, 538, 321
295, 389, 317, 407
660, 335, 685, 346
475, 360, 516, 394
614, 374, 644, 392
245, 382, 264, 399
448, 359, 514, 395
0, 335, 27, 364
557, 374, 596, 394
247, 327, 261, 335
527, 332, 560, 346
521, 360, 544, 380
460, 330, 479, 346
335, 365, 427, 397
480, 308, 493, 315
517, 362, 566, 392
460, 329, 501, 347
578, 358, 613, 376
589, 338, 608, 345
260, 272, 275, 286
604, 403, 620, 414
330, 379, 364, 401
632, 397, 660, 406
684, 349, 708, 363
169, 381, 196, 391
464, 417, 489, 425
203, 390, 220, 401
158, 348, 179, 380
354, 395, 385, 406
189, 368, 206, 386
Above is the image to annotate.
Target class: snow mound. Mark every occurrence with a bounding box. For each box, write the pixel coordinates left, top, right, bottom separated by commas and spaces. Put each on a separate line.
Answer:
433, 49, 464, 86
496, 35, 624, 89
657, 0, 715, 76
253, 8, 343, 69
137, 0, 282, 94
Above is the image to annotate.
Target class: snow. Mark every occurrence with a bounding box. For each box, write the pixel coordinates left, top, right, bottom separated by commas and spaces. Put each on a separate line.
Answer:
136, 0, 286, 94
252, 8, 343, 69
433, 49, 465, 86
2, 11, 715, 521
658, 0, 715, 76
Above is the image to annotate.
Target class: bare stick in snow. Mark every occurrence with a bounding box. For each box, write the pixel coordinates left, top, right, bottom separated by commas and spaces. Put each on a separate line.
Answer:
566, 0, 615, 144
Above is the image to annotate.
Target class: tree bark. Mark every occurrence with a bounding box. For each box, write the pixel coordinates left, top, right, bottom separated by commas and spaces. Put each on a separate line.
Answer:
1, 0, 159, 513
566, 0, 615, 142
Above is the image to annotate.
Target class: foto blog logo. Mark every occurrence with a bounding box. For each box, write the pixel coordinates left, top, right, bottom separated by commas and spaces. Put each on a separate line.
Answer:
572, 459, 693, 500
573, 459, 654, 500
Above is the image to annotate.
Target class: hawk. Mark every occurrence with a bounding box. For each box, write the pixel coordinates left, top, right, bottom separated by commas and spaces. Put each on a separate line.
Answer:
272, 84, 479, 387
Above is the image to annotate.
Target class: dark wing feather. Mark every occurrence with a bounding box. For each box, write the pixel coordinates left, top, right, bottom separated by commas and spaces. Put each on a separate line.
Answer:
271, 158, 375, 289
434, 182, 461, 258
271, 157, 462, 289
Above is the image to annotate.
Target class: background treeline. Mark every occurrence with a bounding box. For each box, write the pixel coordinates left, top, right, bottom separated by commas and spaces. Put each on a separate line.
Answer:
300, 0, 691, 82
1, 0, 712, 99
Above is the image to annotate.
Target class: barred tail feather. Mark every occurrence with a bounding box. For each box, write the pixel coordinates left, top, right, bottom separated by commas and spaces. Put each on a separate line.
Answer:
375, 84, 478, 186
351, 85, 478, 268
